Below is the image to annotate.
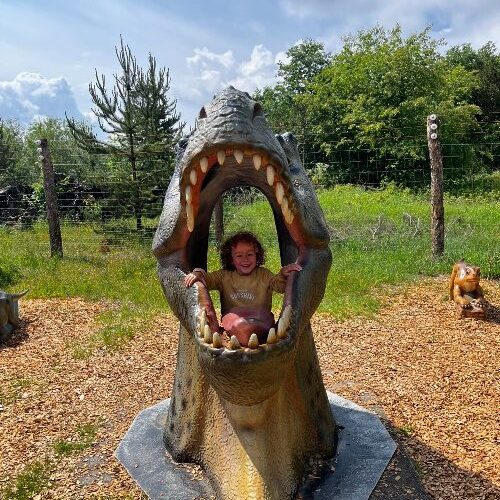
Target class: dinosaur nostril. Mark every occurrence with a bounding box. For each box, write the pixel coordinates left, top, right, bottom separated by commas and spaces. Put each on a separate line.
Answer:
252, 103, 264, 120
198, 107, 207, 119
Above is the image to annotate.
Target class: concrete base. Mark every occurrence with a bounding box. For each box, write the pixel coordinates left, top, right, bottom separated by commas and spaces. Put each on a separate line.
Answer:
115, 392, 397, 499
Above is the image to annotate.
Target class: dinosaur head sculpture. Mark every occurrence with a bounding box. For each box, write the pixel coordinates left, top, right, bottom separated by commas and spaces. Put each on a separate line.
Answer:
153, 87, 336, 499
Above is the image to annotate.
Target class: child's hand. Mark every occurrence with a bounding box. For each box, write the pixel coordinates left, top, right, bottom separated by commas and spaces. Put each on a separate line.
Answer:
184, 273, 198, 287
184, 269, 203, 287
280, 263, 302, 277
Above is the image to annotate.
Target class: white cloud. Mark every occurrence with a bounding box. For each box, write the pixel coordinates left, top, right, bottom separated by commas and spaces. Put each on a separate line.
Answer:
186, 47, 235, 69
238, 45, 274, 77
179, 44, 281, 123
0, 73, 83, 126
228, 45, 278, 93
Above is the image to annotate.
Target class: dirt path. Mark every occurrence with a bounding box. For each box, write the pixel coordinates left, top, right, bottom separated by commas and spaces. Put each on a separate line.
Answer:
1, 277, 498, 499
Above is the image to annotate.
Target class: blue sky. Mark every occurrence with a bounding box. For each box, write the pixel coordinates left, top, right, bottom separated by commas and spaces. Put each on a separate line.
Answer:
1, 0, 499, 130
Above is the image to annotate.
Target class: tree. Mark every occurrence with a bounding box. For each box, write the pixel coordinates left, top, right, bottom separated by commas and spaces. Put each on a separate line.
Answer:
302, 26, 480, 186
254, 39, 331, 143
0, 120, 24, 187
67, 38, 184, 231
446, 42, 500, 171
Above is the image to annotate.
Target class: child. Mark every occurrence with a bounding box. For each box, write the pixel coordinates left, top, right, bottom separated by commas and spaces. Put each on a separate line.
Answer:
184, 231, 301, 347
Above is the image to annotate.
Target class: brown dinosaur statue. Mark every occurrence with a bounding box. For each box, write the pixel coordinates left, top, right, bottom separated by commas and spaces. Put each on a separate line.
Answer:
449, 260, 487, 318
153, 87, 336, 499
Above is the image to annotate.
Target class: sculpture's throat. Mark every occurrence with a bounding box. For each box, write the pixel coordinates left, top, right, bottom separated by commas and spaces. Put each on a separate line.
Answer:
153, 87, 336, 499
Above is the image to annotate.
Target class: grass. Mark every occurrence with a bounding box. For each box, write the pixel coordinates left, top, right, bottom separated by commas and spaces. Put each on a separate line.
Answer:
68, 303, 157, 358
1, 420, 101, 498
1, 185, 498, 323
0, 377, 33, 406
53, 421, 100, 457
0, 459, 54, 500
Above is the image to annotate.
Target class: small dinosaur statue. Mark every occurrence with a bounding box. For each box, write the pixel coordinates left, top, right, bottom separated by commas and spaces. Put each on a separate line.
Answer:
0, 290, 28, 341
449, 261, 487, 318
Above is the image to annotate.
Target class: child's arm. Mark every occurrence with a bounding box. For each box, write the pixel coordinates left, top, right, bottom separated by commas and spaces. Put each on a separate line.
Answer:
280, 263, 302, 277
184, 268, 207, 287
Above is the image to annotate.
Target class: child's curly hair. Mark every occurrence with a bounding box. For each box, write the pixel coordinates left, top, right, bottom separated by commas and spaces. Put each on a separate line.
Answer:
220, 232, 265, 271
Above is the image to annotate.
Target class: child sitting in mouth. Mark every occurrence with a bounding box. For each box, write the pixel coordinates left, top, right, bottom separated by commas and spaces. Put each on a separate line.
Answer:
184, 231, 301, 347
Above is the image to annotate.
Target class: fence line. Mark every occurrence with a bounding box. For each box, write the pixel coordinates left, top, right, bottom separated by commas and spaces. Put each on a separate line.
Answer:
0, 115, 499, 258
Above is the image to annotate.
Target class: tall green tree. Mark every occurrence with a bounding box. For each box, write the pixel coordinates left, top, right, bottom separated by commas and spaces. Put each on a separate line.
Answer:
67, 38, 183, 231
302, 26, 480, 186
446, 42, 500, 170
254, 39, 331, 139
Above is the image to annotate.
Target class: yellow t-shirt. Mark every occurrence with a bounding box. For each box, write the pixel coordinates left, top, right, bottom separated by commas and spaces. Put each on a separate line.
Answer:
204, 267, 286, 314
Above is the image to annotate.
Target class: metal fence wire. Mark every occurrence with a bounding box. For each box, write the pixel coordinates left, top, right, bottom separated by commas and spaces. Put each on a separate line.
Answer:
0, 114, 498, 255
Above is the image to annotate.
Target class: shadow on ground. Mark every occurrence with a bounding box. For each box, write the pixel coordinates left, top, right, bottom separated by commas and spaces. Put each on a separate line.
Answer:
0, 319, 29, 349
369, 420, 500, 499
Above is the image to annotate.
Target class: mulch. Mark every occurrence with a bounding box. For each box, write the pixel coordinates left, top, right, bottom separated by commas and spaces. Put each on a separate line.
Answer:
0, 277, 498, 499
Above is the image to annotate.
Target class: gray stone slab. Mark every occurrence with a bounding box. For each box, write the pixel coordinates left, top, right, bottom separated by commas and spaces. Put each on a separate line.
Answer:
115, 392, 396, 499
317, 393, 397, 499
115, 400, 215, 499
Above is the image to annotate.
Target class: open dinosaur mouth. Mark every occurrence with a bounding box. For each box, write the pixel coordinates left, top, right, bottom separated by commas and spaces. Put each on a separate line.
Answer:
181, 147, 298, 354
154, 87, 331, 404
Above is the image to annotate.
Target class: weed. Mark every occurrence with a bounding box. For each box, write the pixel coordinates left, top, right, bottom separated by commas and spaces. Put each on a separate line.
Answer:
399, 424, 415, 437
0, 459, 53, 500
0, 377, 32, 405
53, 421, 100, 457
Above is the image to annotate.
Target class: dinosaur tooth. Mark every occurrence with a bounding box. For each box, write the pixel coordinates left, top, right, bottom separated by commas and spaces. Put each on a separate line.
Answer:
285, 209, 294, 225
234, 149, 244, 164
199, 308, 207, 323
186, 202, 195, 232
281, 196, 289, 215
253, 154, 262, 170
266, 328, 277, 344
217, 150, 226, 165
198, 309, 206, 336
275, 182, 284, 204
277, 318, 288, 339
282, 305, 291, 330
229, 335, 241, 350
212, 332, 223, 348
189, 169, 198, 185
248, 333, 259, 349
284, 304, 292, 322
266, 165, 275, 186
200, 156, 208, 173
203, 325, 213, 344
185, 185, 192, 203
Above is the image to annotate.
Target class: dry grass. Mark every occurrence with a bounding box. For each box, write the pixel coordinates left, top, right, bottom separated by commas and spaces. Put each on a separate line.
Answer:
0, 277, 498, 499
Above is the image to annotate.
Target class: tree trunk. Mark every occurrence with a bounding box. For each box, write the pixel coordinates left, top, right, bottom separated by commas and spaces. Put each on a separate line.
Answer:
130, 145, 143, 232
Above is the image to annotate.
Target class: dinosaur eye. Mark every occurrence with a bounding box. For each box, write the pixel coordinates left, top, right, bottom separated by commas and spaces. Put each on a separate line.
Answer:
252, 103, 264, 120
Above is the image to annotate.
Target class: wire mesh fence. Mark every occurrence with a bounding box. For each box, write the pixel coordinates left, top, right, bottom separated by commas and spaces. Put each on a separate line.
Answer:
0, 114, 499, 262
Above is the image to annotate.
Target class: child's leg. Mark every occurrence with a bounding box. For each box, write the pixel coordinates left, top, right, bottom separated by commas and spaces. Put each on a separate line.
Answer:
221, 307, 275, 347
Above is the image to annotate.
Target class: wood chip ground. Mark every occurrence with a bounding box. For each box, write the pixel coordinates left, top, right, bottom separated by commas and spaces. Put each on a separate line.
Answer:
0, 277, 498, 499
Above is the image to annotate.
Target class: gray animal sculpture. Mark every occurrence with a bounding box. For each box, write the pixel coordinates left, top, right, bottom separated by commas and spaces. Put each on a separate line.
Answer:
0, 290, 28, 341
153, 87, 336, 499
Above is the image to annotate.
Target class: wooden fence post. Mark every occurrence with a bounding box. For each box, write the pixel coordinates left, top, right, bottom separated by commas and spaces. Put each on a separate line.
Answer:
214, 197, 224, 249
427, 114, 444, 258
37, 139, 63, 258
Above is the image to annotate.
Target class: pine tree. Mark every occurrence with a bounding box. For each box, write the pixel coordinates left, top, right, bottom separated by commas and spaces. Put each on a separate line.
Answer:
67, 38, 184, 231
